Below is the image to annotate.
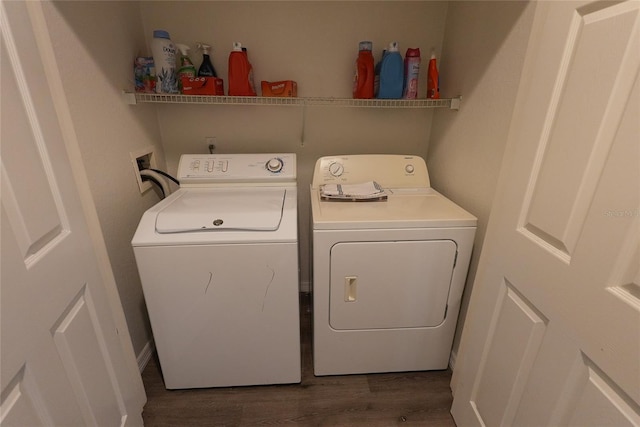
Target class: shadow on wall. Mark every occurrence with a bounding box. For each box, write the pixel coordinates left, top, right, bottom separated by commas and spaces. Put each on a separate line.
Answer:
439, 1, 532, 100
52, 1, 146, 93
425, 0, 536, 365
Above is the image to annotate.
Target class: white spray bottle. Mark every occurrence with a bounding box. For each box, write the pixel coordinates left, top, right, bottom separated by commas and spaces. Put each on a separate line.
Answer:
176, 44, 197, 80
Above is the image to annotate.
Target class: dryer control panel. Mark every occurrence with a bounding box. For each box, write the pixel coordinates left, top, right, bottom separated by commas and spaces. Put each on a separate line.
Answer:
311, 154, 430, 189
178, 153, 296, 186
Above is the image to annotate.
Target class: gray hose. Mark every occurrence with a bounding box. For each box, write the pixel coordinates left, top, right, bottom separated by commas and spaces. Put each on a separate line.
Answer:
140, 169, 171, 197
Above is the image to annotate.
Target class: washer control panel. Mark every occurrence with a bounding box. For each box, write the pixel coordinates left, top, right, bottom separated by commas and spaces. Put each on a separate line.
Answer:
178, 153, 296, 185
311, 154, 430, 189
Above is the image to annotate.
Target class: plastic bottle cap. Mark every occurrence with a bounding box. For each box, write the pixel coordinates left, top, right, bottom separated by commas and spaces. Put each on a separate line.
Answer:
406, 48, 420, 57
388, 42, 399, 52
153, 30, 170, 39
233, 42, 243, 51
176, 44, 190, 55
358, 41, 373, 51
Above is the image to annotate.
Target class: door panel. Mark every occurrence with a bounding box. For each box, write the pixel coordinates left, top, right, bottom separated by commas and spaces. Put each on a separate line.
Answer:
1, 2, 145, 425
524, 0, 640, 258
471, 281, 547, 427
0, 12, 66, 261
451, 1, 640, 425
0, 366, 53, 427
563, 356, 640, 426
52, 287, 126, 426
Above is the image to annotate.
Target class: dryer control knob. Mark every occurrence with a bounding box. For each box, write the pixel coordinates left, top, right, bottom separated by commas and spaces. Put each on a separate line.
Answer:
266, 157, 284, 173
329, 162, 344, 177
405, 164, 415, 174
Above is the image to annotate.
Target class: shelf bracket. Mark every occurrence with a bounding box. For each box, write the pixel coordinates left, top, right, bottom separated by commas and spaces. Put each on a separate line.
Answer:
122, 90, 137, 105
450, 96, 462, 110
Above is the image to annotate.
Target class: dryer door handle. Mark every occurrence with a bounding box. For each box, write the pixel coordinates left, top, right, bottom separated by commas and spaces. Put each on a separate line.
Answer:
344, 276, 358, 302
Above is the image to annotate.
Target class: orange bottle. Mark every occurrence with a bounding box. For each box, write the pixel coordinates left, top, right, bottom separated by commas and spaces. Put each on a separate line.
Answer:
228, 42, 256, 96
427, 51, 440, 99
353, 41, 374, 99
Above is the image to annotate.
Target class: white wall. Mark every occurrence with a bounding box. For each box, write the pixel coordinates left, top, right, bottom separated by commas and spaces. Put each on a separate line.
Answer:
45, 1, 166, 358
427, 1, 536, 363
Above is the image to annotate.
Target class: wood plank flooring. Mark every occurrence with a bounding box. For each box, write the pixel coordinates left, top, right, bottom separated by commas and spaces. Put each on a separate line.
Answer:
141, 294, 456, 426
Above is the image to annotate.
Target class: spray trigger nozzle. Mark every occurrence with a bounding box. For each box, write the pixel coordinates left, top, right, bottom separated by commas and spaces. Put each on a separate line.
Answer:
176, 43, 191, 55
197, 43, 211, 54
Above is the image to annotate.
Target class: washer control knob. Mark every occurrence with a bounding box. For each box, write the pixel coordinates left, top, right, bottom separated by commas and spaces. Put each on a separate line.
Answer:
329, 162, 344, 177
266, 157, 284, 173
405, 164, 415, 174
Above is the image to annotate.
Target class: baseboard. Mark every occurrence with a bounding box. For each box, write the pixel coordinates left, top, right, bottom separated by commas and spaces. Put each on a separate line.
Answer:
449, 348, 457, 371
137, 340, 155, 373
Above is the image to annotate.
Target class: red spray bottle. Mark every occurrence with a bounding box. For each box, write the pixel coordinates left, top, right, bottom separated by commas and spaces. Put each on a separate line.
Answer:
427, 51, 440, 99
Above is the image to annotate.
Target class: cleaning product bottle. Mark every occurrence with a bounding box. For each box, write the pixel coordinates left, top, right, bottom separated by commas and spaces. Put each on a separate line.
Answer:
176, 44, 197, 92
402, 47, 421, 99
196, 43, 217, 77
151, 30, 178, 93
377, 42, 404, 99
228, 42, 256, 96
353, 41, 374, 99
427, 51, 440, 99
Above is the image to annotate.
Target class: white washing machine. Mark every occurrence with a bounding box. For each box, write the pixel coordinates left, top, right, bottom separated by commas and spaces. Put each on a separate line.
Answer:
132, 153, 300, 389
310, 154, 477, 376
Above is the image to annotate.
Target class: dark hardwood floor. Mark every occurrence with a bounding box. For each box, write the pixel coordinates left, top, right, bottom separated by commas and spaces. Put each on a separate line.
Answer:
141, 294, 456, 426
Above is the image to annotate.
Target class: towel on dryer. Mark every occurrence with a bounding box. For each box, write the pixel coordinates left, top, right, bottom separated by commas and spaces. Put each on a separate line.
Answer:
320, 181, 387, 201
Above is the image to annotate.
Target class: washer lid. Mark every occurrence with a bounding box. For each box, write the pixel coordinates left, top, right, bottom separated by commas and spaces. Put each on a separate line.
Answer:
155, 188, 286, 233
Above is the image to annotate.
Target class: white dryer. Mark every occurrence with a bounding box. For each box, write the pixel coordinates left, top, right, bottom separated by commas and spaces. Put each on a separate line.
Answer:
310, 154, 476, 376
132, 153, 300, 389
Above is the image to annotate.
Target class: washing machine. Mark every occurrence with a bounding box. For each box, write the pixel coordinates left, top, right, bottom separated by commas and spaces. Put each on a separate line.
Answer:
310, 154, 477, 376
132, 153, 300, 389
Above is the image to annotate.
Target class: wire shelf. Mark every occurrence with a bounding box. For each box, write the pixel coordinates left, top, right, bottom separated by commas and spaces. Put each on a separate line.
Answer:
125, 92, 461, 110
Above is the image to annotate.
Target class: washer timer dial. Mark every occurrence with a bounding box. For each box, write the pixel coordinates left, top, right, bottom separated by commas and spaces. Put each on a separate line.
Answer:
328, 162, 344, 177
266, 157, 284, 173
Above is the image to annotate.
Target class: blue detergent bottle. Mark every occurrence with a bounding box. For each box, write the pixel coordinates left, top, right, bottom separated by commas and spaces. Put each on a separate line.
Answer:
377, 42, 404, 99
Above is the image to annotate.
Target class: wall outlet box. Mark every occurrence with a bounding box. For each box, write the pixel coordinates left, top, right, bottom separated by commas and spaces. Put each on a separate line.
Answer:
130, 147, 157, 194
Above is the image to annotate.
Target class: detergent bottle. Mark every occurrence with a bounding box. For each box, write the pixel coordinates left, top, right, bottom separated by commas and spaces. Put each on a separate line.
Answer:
402, 47, 420, 99
353, 41, 374, 99
427, 51, 440, 99
228, 42, 256, 96
377, 42, 404, 99
197, 43, 218, 77
151, 30, 178, 93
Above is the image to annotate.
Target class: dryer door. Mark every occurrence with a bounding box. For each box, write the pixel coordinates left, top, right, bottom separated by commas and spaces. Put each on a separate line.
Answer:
329, 239, 457, 330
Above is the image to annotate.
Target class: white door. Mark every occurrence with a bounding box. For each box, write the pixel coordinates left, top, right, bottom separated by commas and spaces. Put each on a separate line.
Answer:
451, 1, 639, 426
1, 1, 145, 425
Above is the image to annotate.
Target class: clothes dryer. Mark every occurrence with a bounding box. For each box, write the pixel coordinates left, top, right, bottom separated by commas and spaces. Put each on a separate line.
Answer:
310, 155, 476, 376
132, 153, 300, 389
